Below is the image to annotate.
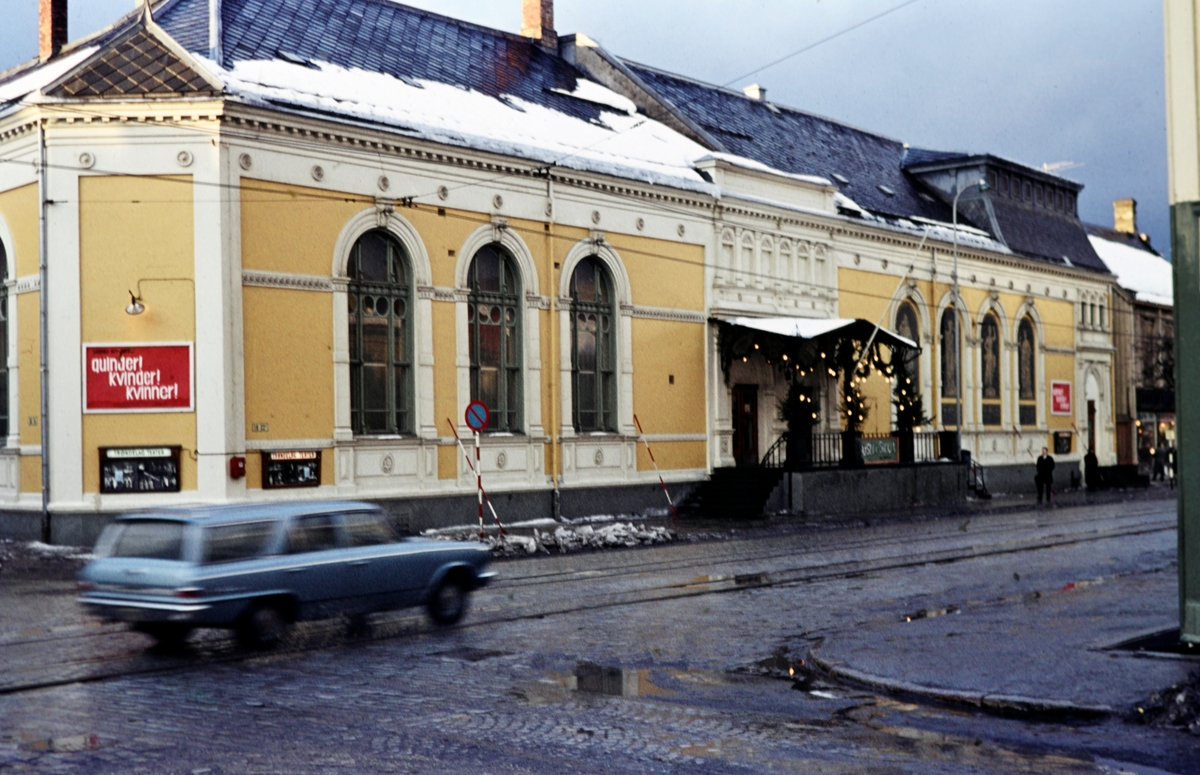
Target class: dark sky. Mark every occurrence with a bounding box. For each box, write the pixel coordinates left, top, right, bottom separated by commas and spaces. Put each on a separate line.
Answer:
1, 0, 1169, 256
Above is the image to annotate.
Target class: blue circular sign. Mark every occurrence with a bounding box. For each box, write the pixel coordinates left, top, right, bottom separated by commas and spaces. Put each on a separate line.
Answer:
465, 401, 490, 432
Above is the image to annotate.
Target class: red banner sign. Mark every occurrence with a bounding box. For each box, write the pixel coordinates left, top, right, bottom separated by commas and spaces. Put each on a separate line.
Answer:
84, 343, 193, 413
1050, 381, 1072, 416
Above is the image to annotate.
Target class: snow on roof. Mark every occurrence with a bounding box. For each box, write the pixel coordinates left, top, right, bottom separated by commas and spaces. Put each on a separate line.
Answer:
202, 55, 718, 195
695, 152, 832, 187
0, 46, 98, 106
1088, 234, 1173, 307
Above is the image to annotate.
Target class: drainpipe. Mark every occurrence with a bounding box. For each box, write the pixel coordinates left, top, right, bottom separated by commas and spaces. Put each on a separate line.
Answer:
37, 119, 50, 543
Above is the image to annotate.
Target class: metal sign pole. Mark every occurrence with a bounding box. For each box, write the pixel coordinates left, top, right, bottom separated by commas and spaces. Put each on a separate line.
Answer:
475, 430, 483, 537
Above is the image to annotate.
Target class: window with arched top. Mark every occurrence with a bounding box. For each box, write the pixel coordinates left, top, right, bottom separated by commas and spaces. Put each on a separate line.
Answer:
980, 313, 1001, 426
570, 257, 616, 433
940, 307, 959, 428
347, 230, 412, 435
467, 244, 522, 432
895, 300, 919, 372
1018, 316, 1037, 426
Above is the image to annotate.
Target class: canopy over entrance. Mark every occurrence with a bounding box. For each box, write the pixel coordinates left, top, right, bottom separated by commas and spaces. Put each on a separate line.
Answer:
717, 316, 917, 350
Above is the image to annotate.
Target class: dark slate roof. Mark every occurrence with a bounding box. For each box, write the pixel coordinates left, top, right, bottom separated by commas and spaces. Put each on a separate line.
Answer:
155, 0, 605, 123
1083, 222, 1161, 257
987, 196, 1108, 272
621, 61, 950, 222
49, 26, 218, 99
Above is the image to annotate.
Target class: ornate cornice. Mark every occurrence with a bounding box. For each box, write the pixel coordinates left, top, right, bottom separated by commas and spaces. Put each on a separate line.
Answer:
623, 304, 706, 324
242, 270, 333, 292
14, 275, 39, 295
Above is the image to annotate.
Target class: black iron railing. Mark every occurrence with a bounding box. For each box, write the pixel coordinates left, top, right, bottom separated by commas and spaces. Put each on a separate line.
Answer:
760, 433, 789, 469
761, 429, 949, 469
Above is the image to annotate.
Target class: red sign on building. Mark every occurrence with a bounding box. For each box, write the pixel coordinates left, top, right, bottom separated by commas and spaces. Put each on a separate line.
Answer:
1050, 381, 1072, 416
83, 343, 194, 413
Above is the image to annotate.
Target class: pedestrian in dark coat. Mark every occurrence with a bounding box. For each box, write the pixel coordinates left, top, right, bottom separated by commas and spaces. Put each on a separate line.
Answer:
1036, 447, 1055, 503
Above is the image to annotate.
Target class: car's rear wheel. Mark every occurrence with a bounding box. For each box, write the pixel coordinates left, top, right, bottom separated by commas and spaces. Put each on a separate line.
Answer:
427, 575, 470, 626
138, 623, 192, 649
237, 602, 289, 649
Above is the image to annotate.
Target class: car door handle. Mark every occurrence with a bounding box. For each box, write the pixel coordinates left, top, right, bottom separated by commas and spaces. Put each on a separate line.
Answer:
286, 568, 306, 574
349, 560, 370, 567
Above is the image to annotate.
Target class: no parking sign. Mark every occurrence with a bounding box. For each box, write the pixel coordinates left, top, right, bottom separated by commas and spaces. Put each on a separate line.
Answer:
465, 401, 490, 432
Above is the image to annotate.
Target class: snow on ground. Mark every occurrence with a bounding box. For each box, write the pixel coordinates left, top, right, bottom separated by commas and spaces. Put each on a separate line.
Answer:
424, 520, 675, 556
200, 56, 717, 195
1088, 234, 1173, 307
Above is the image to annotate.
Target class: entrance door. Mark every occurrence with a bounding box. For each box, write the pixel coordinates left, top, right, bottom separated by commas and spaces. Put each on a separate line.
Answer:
732, 385, 759, 467
1087, 400, 1097, 453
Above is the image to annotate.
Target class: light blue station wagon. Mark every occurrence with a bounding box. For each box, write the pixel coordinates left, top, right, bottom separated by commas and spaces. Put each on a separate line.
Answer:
77, 501, 494, 647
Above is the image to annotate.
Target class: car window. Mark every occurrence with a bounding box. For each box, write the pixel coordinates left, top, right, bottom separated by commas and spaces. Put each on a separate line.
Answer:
204, 521, 276, 564
108, 520, 186, 560
342, 512, 399, 547
287, 514, 340, 554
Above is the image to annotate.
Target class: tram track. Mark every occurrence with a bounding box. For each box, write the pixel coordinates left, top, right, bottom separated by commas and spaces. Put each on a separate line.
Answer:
0, 504, 1175, 697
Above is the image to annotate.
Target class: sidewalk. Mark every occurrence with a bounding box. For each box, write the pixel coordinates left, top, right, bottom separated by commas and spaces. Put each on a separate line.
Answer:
809, 561, 1194, 717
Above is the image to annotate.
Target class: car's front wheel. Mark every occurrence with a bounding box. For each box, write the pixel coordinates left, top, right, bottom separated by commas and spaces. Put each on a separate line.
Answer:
237, 602, 289, 649
427, 576, 470, 626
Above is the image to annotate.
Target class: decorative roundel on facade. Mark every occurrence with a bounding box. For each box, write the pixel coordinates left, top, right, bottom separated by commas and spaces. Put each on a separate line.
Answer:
437, 185, 450, 201
493, 194, 504, 210
853, 255, 861, 265
544, 201, 553, 217
1008, 280, 1014, 289
238, 153, 252, 170
635, 217, 645, 231
1026, 283, 1032, 293
677, 223, 686, 237
378, 175, 390, 192
969, 274, 976, 283
380, 454, 395, 474
496, 451, 508, 470
1062, 290, 1068, 298
1045, 287, 1051, 296
593, 448, 604, 466
176, 150, 193, 168
78, 152, 95, 169
881, 259, 888, 269
311, 165, 325, 182
591, 210, 601, 225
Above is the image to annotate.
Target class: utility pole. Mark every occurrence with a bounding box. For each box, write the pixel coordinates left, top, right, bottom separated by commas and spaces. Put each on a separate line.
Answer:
1165, 0, 1200, 643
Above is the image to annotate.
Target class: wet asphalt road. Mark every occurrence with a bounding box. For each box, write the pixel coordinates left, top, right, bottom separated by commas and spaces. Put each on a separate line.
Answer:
0, 498, 1194, 774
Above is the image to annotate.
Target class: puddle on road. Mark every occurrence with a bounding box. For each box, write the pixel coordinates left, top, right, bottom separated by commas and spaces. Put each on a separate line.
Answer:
432, 646, 509, 662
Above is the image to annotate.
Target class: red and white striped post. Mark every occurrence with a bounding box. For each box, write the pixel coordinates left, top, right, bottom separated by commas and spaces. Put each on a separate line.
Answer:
635, 414, 680, 524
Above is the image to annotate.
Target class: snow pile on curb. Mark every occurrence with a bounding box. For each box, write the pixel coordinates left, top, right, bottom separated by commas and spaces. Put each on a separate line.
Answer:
1131, 669, 1200, 734
424, 522, 675, 556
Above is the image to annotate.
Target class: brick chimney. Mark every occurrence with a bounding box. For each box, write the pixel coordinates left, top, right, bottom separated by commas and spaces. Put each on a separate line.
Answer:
522, 0, 556, 51
1114, 198, 1137, 234
39, 0, 68, 61
743, 84, 767, 101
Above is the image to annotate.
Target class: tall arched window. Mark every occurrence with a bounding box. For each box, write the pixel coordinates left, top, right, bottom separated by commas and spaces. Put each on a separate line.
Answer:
980, 313, 1001, 426
895, 301, 919, 371
348, 230, 412, 435
1018, 316, 1037, 426
468, 244, 521, 432
940, 307, 959, 428
570, 258, 616, 433
0, 241, 7, 441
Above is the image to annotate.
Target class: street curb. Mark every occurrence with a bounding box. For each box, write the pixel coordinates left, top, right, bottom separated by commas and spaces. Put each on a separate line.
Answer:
808, 646, 1112, 719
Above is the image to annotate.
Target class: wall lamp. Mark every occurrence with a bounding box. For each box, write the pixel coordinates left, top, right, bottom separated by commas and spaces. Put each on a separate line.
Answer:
123, 277, 194, 316
125, 291, 145, 316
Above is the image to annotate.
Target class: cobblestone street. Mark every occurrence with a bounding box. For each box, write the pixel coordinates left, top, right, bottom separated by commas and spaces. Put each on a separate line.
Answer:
1, 500, 1196, 774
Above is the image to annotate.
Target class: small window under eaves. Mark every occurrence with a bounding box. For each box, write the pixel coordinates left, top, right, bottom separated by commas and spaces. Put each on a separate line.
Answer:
831, 173, 850, 185
276, 50, 317, 69
877, 184, 895, 197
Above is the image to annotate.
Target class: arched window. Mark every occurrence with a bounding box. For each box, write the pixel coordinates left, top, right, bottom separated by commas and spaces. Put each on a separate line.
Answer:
940, 307, 959, 428
1018, 317, 1036, 426
347, 230, 412, 435
570, 258, 616, 433
980, 313, 1001, 426
467, 244, 521, 432
895, 300, 920, 380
